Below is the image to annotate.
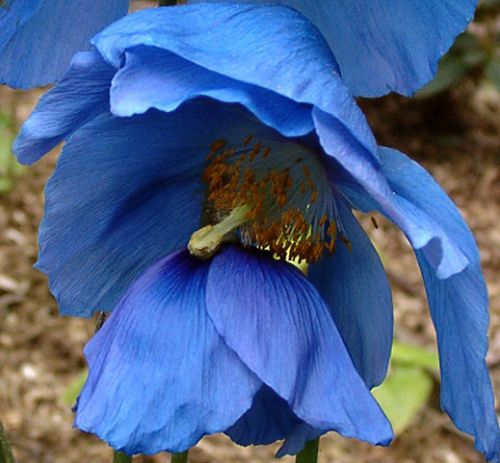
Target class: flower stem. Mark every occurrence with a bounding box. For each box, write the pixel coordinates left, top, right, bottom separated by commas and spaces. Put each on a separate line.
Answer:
113, 451, 132, 463
295, 438, 320, 463
171, 451, 189, 463
0, 421, 16, 463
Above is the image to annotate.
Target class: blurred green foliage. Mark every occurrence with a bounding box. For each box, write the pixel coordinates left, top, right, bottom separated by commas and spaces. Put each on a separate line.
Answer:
0, 111, 24, 194
373, 365, 434, 434
417, 0, 500, 98
0, 419, 16, 463
64, 369, 88, 406
373, 341, 439, 434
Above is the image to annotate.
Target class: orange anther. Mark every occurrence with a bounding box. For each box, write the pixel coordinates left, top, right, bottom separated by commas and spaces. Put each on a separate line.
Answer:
243, 135, 253, 147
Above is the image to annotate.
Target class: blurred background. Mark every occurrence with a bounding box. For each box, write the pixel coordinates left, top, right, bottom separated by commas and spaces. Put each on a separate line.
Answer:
0, 1, 499, 462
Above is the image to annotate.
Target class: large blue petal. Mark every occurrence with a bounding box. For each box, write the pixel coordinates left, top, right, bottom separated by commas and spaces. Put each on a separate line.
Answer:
0, 0, 129, 89
110, 45, 314, 138
378, 148, 500, 461
75, 250, 261, 455
205, 246, 393, 446
13, 50, 115, 165
417, 258, 500, 462
188, 0, 476, 97
315, 109, 469, 280
38, 99, 295, 318
308, 196, 393, 389
92, 3, 377, 154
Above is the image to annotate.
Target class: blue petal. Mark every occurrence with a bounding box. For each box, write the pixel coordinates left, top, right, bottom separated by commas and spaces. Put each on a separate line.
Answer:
315, 109, 469, 280
308, 196, 393, 389
92, 3, 377, 154
277, 424, 322, 457
417, 257, 500, 462
226, 384, 324, 457
378, 148, 478, 264
110, 45, 314, 138
206, 246, 393, 446
75, 250, 261, 455
378, 148, 500, 461
13, 50, 115, 165
188, 0, 476, 97
226, 385, 302, 446
37, 99, 290, 317
0, 0, 129, 89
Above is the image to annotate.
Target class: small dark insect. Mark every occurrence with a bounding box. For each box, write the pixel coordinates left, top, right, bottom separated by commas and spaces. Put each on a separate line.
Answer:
371, 216, 379, 229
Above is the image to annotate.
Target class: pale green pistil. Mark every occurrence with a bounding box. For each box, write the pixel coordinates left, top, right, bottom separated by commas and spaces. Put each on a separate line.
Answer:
188, 206, 250, 259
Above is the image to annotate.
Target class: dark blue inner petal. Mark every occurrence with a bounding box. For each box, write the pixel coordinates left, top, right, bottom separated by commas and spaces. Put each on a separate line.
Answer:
226, 385, 302, 446
308, 196, 393, 389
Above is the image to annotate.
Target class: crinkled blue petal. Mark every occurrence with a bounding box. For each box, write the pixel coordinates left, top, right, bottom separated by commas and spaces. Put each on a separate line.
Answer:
315, 109, 469, 280
13, 50, 115, 165
92, 3, 377, 154
308, 196, 393, 389
75, 250, 261, 455
0, 0, 129, 89
111, 45, 314, 138
205, 246, 393, 446
378, 148, 500, 462
37, 99, 295, 318
188, 0, 476, 97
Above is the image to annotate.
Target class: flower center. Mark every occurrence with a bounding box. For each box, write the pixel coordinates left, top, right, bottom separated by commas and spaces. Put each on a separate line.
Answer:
189, 136, 340, 263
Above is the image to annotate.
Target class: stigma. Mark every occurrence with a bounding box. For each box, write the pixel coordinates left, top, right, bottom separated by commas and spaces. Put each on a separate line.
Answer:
192, 136, 341, 263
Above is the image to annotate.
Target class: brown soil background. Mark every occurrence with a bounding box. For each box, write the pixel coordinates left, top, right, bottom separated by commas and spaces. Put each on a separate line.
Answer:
0, 69, 499, 462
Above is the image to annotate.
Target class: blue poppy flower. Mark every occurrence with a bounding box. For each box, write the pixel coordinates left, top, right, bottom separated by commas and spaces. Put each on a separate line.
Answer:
187, 0, 477, 97
13, 3, 499, 461
0, 0, 129, 89
73, 244, 393, 455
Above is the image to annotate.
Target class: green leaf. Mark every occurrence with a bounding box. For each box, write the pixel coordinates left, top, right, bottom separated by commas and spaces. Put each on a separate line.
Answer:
171, 451, 190, 463
0, 177, 13, 194
0, 113, 25, 194
391, 341, 439, 371
372, 365, 434, 434
113, 451, 132, 463
64, 369, 88, 406
0, 128, 13, 173
416, 56, 469, 98
0, 112, 12, 128
0, 420, 16, 463
485, 59, 500, 91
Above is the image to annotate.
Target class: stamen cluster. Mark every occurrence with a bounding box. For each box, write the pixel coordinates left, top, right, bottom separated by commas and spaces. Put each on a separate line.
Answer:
202, 137, 338, 263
